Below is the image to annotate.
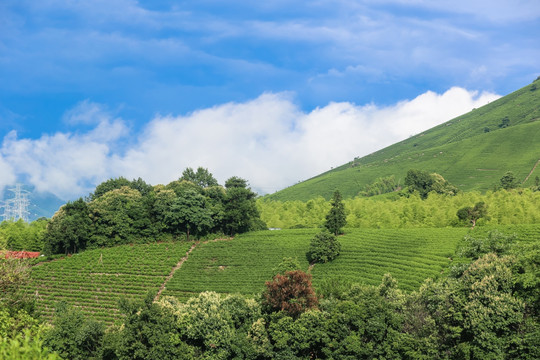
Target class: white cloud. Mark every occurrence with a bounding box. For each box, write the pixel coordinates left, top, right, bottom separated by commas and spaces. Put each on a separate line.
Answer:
0, 105, 128, 199
0, 88, 499, 199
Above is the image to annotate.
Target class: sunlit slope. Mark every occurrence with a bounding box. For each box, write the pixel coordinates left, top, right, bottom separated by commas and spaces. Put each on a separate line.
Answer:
162, 228, 468, 299
268, 81, 540, 201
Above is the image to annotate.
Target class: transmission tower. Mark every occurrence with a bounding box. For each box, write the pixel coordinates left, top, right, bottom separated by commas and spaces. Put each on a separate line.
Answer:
1, 184, 30, 222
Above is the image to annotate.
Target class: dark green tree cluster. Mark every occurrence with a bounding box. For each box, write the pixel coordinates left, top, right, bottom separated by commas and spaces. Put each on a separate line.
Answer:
405, 169, 458, 199
43, 167, 265, 255
324, 190, 346, 235
500, 171, 519, 190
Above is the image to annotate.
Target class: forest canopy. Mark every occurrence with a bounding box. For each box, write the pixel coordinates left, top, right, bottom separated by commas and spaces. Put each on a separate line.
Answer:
41, 167, 266, 255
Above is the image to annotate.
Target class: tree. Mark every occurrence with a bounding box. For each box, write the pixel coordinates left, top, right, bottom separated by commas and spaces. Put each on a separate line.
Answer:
91, 177, 131, 200
307, 231, 341, 263
500, 171, 519, 190
43, 198, 92, 255
164, 189, 214, 240
273, 257, 302, 276
456, 202, 488, 228
0, 258, 32, 312
405, 169, 434, 199
0, 329, 61, 360
44, 302, 105, 360
88, 187, 155, 247
116, 293, 192, 360
222, 177, 264, 235
262, 270, 318, 317
325, 190, 346, 235
499, 116, 510, 128
180, 167, 219, 188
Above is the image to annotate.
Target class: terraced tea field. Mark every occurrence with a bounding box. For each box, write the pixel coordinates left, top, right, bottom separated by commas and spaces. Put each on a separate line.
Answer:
160, 229, 317, 301
162, 227, 469, 298
311, 228, 468, 291
27, 225, 539, 323
27, 242, 193, 324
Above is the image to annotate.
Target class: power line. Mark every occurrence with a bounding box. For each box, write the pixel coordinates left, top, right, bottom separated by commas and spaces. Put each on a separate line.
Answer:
1, 184, 31, 222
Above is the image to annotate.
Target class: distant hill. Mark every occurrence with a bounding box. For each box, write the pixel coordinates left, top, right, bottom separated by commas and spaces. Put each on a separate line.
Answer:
267, 79, 540, 201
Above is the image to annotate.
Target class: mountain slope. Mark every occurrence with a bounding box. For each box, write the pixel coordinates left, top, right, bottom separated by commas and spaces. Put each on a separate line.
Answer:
268, 80, 540, 201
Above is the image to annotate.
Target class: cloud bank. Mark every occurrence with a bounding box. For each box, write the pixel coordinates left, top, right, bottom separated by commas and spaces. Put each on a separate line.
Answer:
0, 88, 499, 200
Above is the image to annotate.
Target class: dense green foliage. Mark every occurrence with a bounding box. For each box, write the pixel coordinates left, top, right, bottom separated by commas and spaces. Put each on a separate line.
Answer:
42, 169, 264, 255
268, 81, 540, 201
405, 170, 458, 199
500, 170, 519, 190
456, 201, 488, 228
0, 219, 48, 252
307, 231, 341, 263
0, 329, 61, 360
359, 175, 401, 196
259, 189, 540, 229
43, 302, 105, 360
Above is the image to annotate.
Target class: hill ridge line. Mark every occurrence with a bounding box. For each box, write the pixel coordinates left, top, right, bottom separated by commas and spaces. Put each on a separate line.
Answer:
154, 237, 233, 302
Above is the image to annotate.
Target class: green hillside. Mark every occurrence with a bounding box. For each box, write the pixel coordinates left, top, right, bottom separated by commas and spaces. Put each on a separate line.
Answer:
268, 80, 540, 201
26, 225, 540, 323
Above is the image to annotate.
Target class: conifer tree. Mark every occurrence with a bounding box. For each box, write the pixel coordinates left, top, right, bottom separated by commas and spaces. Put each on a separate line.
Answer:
325, 190, 346, 235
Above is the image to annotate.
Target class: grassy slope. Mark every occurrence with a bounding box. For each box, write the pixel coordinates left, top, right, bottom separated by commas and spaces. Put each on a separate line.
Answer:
268, 81, 540, 201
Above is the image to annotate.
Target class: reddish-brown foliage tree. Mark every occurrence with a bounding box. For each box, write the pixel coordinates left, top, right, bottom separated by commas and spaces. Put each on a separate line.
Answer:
262, 270, 318, 317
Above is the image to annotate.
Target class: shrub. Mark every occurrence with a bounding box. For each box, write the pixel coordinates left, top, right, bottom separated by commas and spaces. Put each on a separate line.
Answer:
262, 270, 318, 317
307, 231, 341, 263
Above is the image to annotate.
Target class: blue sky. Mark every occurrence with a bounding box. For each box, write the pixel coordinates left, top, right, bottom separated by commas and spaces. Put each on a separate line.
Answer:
0, 0, 539, 201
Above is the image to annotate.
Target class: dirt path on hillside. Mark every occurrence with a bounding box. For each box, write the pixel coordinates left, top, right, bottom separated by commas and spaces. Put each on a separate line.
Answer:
523, 158, 540, 183
154, 237, 233, 302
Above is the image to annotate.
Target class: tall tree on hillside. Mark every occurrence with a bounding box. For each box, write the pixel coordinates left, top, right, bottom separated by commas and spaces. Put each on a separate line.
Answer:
89, 187, 155, 247
222, 177, 263, 235
91, 177, 131, 200
325, 190, 346, 235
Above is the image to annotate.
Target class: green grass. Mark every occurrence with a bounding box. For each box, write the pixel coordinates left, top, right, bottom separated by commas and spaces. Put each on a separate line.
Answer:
268, 80, 540, 201
26, 241, 193, 324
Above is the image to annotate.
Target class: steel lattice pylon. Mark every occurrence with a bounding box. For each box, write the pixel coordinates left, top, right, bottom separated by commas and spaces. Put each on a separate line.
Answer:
1, 184, 30, 222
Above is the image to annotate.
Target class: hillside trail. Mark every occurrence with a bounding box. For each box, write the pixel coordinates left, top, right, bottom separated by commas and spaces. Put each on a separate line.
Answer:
523, 158, 540, 183
154, 237, 233, 302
